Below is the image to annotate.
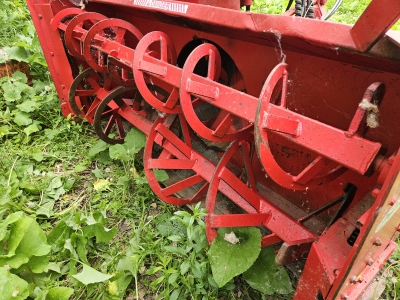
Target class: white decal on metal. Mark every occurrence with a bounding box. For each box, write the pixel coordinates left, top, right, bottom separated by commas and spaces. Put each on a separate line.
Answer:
134, 0, 188, 13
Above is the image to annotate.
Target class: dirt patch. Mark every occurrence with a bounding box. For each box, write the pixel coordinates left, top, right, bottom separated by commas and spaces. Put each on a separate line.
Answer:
0, 58, 32, 84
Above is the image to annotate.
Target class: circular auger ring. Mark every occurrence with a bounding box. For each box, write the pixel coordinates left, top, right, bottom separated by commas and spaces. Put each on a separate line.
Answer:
64, 12, 107, 60
83, 18, 143, 73
51, 8, 85, 31
132, 31, 180, 114
93, 84, 170, 144
180, 43, 253, 142
144, 114, 208, 205
254, 63, 344, 190
93, 86, 136, 144
205, 136, 267, 244
68, 68, 104, 120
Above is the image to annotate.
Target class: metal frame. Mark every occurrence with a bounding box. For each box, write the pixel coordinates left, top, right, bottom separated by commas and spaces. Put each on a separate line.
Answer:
26, 0, 400, 298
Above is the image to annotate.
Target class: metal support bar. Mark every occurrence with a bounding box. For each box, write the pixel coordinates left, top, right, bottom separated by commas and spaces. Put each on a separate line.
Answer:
351, 0, 400, 52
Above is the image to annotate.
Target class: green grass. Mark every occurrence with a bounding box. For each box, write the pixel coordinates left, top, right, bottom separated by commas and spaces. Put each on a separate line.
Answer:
253, 0, 400, 30
0, 0, 399, 300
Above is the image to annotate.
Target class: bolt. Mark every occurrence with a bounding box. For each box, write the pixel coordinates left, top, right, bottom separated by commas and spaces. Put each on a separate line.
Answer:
61, 85, 65, 89
358, 276, 363, 283
373, 238, 382, 246
50, 52, 54, 56
334, 269, 341, 277
367, 258, 374, 266
350, 275, 357, 283
371, 188, 380, 198
109, 50, 118, 57
38, 14, 43, 19
342, 294, 349, 300
389, 196, 398, 206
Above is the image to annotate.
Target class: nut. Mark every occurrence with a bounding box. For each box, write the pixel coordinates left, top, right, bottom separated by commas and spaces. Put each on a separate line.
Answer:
350, 275, 357, 284
389, 196, 398, 206
371, 188, 380, 198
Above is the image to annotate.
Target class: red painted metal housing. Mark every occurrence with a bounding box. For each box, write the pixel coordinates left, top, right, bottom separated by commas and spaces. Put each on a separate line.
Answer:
26, 0, 400, 299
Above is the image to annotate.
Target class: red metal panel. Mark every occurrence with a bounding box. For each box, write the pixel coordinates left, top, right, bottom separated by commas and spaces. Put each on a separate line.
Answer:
26, 1, 75, 116
89, 0, 399, 57
293, 218, 355, 299
343, 241, 396, 299
328, 152, 400, 299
